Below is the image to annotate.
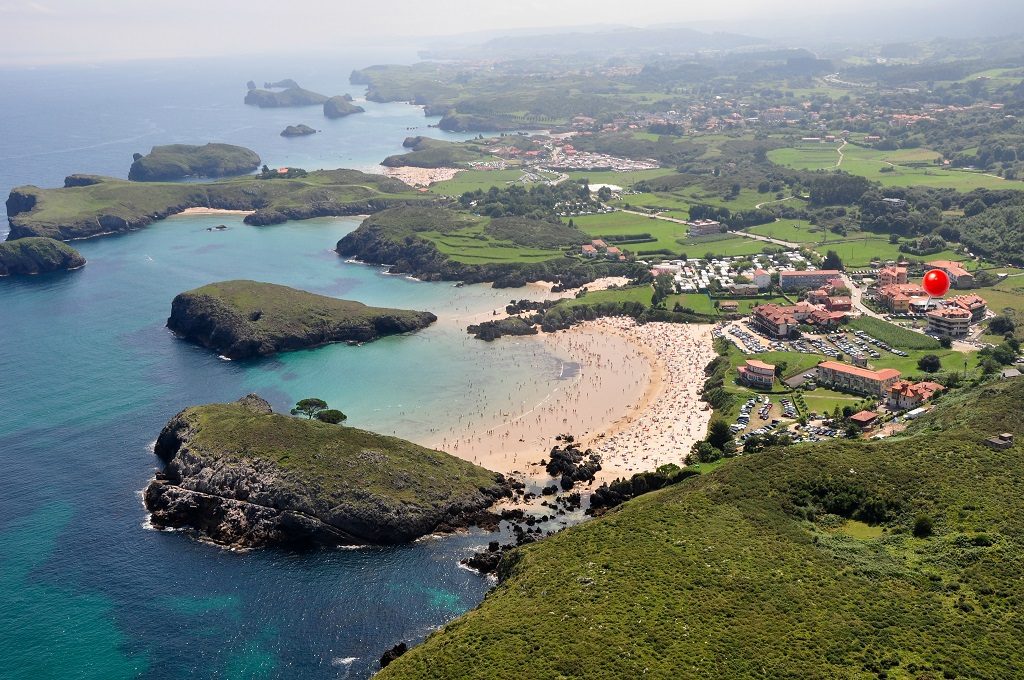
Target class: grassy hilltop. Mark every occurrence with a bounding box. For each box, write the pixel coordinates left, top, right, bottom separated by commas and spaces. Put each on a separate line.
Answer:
167, 280, 437, 359
0, 237, 85, 276
382, 379, 1024, 679
128, 143, 261, 181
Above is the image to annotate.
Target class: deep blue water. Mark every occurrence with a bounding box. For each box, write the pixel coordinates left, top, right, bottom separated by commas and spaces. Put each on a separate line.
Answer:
0, 55, 557, 679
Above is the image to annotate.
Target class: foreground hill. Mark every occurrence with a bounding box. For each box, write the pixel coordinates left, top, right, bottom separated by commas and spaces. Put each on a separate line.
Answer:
5, 170, 425, 240
382, 379, 1024, 679
0, 237, 85, 276
167, 280, 436, 359
128, 143, 261, 181
145, 395, 508, 547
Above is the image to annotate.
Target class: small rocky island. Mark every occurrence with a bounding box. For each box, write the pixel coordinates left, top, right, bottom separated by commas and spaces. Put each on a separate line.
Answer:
167, 280, 437, 359
128, 143, 261, 181
0, 237, 86, 276
280, 124, 317, 137
244, 81, 330, 108
324, 95, 365, 119
144, 394, 510, 547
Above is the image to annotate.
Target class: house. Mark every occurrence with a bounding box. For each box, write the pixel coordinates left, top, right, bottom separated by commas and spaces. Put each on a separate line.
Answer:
737, 359, 775, 389
850, 410, 880, 428
878, 266, 908, 287
591, 239, 608, 249
825, 296, 852, 312
927, 260, 975, 289
605, 246, 622, 259
949, 294, 987, 322
985, 433, 1015, 450
877, 283, 926, 314
581, 244, 598, 257
779, 269, 842, 292
926, 306, 972, 338
686, 219, 723, 237
719, 300, 740, 313
816, 361, 902, 397
751, 303, 798, 338
731, 283, 760, 295
752, 269, 771, 290
887, 380, 944, 410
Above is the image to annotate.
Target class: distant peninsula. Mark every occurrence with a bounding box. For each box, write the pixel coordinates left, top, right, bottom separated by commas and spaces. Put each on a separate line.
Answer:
244, 82, 330, 108
280, 124, 317, 137
166, 280, 437, 359
128, 144, 261, 182
144, 394, 509, 548
5, 170, 426, 241
0, 237, 85, 276
323, 95, 365, 119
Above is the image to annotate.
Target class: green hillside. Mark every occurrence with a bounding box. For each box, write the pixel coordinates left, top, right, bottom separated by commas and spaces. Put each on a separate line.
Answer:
383, 379, 1024, 679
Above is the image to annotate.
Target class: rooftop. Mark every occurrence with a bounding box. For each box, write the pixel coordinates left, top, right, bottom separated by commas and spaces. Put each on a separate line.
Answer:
818, 361, 901, 381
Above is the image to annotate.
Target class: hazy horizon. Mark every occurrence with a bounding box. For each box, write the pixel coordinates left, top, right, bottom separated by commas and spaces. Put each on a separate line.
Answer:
1, 0, 1023, 66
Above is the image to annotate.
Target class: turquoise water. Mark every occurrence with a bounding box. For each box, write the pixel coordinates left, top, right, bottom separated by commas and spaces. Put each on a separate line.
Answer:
0, 57, 561, 679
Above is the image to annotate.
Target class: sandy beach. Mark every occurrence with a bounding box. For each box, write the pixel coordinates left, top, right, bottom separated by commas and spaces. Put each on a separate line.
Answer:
379, 166, 461, 187
174, 207, 256, 216
431, 315, 716, 489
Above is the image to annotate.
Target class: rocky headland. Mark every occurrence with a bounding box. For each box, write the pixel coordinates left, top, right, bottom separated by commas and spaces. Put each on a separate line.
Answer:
144, 394, 510, 548
323, 95, 365, 119
280, 124, 318, 137
166, 280, 437, 359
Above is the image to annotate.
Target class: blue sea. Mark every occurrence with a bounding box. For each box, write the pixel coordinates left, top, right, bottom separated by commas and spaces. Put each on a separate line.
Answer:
0, 53, 565, 679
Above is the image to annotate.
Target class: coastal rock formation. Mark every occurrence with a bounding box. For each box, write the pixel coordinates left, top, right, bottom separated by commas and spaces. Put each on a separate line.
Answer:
0, 237, 86, 276
323, 95, 365, 119
280, 124, 317, 137
244, 85, 329, 107
128, 144, 261, 181
264, 78, 300, 89
166, 280, 437, 359
144, 395, 510, 548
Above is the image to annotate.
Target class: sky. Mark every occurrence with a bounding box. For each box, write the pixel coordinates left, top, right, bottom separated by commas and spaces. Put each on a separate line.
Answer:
0, 0, 1017, 66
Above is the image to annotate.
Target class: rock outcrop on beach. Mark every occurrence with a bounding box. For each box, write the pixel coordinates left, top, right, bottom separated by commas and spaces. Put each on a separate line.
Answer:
0, 237, 86, 276
128, 144, 261, 181
323, 95, 365, 119
144, 395, 510, 548
280, 124, 317, 137
166, 280, 437, 359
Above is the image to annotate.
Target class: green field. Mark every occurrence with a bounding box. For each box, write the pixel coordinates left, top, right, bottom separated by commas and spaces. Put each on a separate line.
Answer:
558, 285, 653, 309
845, 317, 941, 350
430, 169, 530, 195
800, 387, 868, 417
769, 143, 1024, 191
682, 234, 774, 258
571, 211, 688, 253
564, 168, 675, 187
745, 219, 820, 244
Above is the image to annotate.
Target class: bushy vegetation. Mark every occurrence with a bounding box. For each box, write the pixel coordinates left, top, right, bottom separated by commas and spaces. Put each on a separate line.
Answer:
381, 379, 1024, 679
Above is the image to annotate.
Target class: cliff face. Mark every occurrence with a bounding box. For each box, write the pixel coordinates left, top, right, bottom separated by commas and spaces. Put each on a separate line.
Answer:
0, 237, 86, 276
144, 395, 509, 548
166, 280, 437, 359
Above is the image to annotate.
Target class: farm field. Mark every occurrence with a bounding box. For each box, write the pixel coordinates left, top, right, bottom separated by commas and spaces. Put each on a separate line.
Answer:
745, 219, 821, 243
429, 169, 529, 195
572, 212, 688, 253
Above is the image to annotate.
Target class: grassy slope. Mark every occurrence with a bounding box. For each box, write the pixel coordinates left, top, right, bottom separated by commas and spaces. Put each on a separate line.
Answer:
0, 237, 85, 274
128, 143, 261, 181
8, 170, 423, 239
187, 402, 500, 504
383, 379, 1024, 679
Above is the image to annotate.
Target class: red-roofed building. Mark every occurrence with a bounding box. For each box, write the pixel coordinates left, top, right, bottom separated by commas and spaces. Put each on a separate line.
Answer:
949, 294, 987, 321
927, 260, 975, 289
888, 380, 944, 410
850, 410, 880, 428
737, 359, 776, 389
926, 306, 971, 338
581, 244, 598, 257
752, 269, 771, 290
878, 266, 908, 287
817, 361, 902, 396
878, 283, 926, 314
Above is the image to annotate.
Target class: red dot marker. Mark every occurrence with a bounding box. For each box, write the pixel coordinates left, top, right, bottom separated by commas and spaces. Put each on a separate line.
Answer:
922, 268, 951, 298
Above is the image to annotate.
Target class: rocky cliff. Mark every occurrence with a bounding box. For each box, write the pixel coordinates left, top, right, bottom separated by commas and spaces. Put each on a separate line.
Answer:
128, 143, 261, 182
323, 95, 365, 119
144, 395, 509, 548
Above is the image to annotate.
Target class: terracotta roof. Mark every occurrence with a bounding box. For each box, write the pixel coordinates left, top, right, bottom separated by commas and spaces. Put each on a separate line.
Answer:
819, 361, 901, 381
780, 269, 841, 278
745, 359, 776, 371
927, 260, 971, 278
850, 410, 879, 424
927, 306, 971, 319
